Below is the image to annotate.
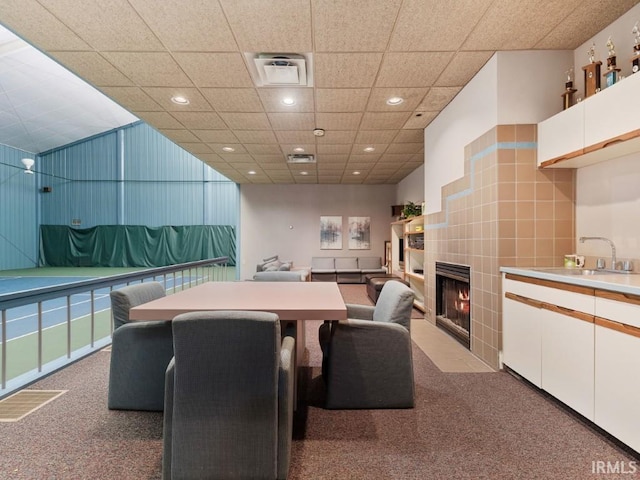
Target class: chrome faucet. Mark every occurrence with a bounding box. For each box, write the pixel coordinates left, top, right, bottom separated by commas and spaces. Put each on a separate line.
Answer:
579, 236, 617, 270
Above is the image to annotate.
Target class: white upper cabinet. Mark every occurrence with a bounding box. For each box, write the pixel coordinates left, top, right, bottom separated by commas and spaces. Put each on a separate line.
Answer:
538, 72, 640, 168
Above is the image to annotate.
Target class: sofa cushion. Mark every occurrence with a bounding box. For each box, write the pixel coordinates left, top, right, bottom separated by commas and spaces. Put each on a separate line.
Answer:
262, 259, 283, 271
335, 257, 358, 269
358, 257, 382, 270
312, 257, 335, 270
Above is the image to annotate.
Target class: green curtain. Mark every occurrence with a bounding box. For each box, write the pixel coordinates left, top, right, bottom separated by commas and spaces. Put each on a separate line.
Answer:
39, 225, 236, 267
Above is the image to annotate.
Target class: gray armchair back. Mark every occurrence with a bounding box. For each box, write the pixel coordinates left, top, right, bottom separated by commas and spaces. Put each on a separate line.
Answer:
108, 281, 173, 411
163, 310, 295, 480
319, 280, 415, 409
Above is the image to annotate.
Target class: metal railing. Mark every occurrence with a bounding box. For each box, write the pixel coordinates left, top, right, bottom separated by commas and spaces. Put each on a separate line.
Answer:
0, 257, 229, 398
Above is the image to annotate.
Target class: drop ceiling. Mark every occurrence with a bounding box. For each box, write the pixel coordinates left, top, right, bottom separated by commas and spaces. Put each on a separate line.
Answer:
0, 0, 638, 184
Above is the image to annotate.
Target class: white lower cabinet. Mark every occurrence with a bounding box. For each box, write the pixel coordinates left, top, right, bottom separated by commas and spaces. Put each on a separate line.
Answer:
541, 306, 594, 421
503, 293, 542, 387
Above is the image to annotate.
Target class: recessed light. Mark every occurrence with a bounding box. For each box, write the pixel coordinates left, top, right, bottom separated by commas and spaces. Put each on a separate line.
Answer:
248, 170, 256, 175
313, 128, 325, 137
293, 147, 305, 153
222, 146, 235, 152
353, 171, 361, 175
281, 97, 296, 106
386, 96, 404, 106
363, 146, 375, 152
300, 171, 308, 175
171, 95, 190, 105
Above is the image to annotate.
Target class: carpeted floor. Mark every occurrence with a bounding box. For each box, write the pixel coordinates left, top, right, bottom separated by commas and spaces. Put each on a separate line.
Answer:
0, 285, 637, 479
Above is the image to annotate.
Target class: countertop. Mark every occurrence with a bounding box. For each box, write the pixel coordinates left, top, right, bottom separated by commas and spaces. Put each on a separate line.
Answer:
500, 266, 640, 297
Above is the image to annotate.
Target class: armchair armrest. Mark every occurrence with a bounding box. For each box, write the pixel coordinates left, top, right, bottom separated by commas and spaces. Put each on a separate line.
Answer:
278, 336, 295, 480
163, 357, 175, 480
345, 303, 375, 320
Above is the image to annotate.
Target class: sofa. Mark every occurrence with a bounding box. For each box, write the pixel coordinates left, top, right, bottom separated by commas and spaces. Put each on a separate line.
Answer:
256, 255, 292, 272
311, 256, 386, 283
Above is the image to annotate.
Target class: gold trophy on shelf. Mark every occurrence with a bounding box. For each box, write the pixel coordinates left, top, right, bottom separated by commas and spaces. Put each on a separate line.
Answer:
582, 42, 601, 97
603, 36, 621, 87
632, 21, 640, 74
562, 67, 577, 110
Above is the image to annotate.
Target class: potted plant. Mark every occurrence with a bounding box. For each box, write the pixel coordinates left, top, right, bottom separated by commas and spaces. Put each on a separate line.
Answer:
402, 201, 422, 219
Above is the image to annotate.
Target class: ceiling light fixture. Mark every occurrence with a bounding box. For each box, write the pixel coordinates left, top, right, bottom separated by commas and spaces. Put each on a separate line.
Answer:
171, 95, 190, 105
21, 158, 35, 174
363, 146, 375, 152
293, 147, 305, 153
300, 171, 308, 175
313, 128, 325, 137
248, 170, 256, 175
281, 97, 296, 106
386, 96, 404, 106
352, 171, 361, 175
222, 146, 235, 152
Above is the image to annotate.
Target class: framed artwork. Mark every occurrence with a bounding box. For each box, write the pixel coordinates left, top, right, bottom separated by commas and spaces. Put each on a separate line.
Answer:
320, 216, 342, 249
348, 216, 370, 250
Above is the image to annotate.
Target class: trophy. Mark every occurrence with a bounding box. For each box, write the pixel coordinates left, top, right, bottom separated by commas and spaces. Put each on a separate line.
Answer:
582, 42, 601, 97
632, 21, 640, 74
561, 67, 577, 110
603, 36, 620, 87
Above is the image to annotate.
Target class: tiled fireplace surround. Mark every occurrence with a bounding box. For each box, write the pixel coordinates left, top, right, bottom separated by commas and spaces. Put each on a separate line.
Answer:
424, 124, 575, 369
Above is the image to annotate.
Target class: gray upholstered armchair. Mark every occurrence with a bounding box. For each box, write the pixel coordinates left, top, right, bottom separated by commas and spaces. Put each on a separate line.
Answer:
108, 281, 173, 411
163, 311, 295, 480
319, 280, 415, 409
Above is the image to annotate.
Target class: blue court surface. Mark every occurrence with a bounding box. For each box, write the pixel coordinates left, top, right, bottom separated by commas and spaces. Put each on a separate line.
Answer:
0, 274, 195, 341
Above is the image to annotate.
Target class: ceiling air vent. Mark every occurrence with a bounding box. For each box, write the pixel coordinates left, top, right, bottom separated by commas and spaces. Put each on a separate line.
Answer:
244, 52, 313, 87
287, 154, 316, 164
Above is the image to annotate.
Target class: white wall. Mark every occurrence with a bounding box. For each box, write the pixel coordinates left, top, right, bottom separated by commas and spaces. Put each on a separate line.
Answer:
574, 4, 640, 262
239, 184, 395, 279
424, 55, 498, 214
395, 164, 424, 206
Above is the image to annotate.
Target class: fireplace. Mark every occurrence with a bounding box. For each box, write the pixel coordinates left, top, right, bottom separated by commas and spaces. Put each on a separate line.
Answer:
435, 262, 471, 348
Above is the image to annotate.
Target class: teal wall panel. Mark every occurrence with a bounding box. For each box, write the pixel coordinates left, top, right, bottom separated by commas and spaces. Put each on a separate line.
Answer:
0, 144, 38, 269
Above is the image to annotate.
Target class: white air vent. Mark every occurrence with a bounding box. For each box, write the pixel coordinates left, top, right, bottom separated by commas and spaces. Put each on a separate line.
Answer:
287, 154, 316, 164
244, 52, 314, 87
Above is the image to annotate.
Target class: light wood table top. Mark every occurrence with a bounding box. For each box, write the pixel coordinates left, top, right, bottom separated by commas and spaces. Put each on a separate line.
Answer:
129, 281, 347, 321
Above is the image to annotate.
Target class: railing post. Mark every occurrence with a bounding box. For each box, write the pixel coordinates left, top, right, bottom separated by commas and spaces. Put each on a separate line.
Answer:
38, 302, 43, 372
1, 309, 6, 389
67, 296, 72, 359
90, 290, 95, 348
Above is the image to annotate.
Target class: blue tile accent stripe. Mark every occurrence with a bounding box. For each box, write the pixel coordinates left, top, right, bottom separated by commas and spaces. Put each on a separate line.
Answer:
425, 141, 537, 230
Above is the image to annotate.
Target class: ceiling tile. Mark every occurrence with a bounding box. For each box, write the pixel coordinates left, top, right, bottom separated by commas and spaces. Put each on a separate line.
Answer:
315, 130, 356, 144
220, 0, 312, 52
208, 144, 248, 154
142, 87, 212, 111
275, 131, 317, 144
393, 130, 424, 143
386, 143, 423, 154
317, 144, 351, 154
49, 52, 134, 87
267, 112, 315, 130
418, 87, 462, 110
218, 112, 271, 130
315, 88, 370, 112
257, 88, 314, 112
129, 0, 238, 51
462, 0, 582, 50
366, 87, 428, 111
174, 53, 253, 87
193, 130, 239, 143
315, 53, 383, 88
179, 142, 213, 154
403, 111, 438, 129
317, 154, 348, 163
252, 154, 286, 163
221, 154, 255, 163
245, 144, 284, 155
102, 52, 193, 86
39, 0, 164, 51
378, 153, 414, 164
133, 111, 183, 129
234, 130, 278, 143
360, 112, 411, 130
376, 52, 454, 87
158, 129, 200, 143
201, 88, 263, 112
171, 111, 227, 129
100, 86, 162, 111
315, 112, 363, 130
313, 0, 402, 52
279, 144, 316, 154
390, 0, 493, 51
434, 51, 494, 87
355, 130, 399, 144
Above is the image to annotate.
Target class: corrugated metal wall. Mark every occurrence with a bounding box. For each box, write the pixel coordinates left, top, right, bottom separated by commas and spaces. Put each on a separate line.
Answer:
0, 123, 238, 270
39, 123, 239, 228
0, 145, 38, 269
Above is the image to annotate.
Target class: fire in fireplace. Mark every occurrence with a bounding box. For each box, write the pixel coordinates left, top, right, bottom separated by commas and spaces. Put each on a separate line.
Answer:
435, 262, 471, 348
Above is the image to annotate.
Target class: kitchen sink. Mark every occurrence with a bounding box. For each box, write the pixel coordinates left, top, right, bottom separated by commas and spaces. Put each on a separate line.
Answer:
533, 268, 637, 275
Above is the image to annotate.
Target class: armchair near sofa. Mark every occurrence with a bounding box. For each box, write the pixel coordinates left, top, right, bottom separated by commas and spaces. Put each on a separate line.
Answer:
318, 280, 415, 409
